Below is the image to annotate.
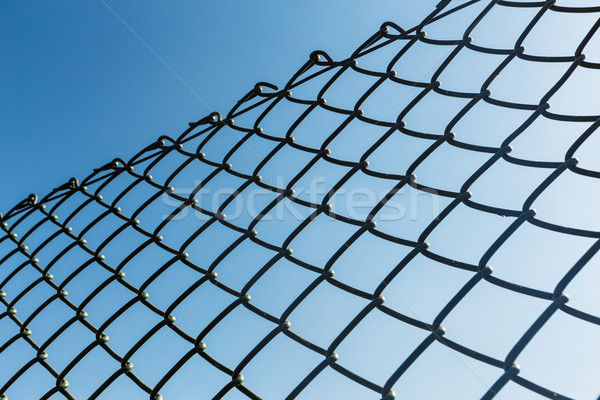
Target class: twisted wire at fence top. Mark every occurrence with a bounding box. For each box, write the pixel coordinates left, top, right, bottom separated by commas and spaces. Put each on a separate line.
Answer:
2, 0, 600, 398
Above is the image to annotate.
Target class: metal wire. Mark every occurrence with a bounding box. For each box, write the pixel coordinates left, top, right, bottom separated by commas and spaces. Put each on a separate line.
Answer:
2, 0, 600, 398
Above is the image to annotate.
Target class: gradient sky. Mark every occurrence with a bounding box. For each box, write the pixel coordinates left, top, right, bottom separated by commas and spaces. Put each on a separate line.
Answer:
0, 0, 438, 213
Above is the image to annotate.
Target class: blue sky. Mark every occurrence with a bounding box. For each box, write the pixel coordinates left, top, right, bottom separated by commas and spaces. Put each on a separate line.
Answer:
0, 0, 437, 213
2, 1, 600, 400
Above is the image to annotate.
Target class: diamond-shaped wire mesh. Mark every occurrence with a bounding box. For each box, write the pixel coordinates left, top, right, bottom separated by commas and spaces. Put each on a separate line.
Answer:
2, 0, 600, 399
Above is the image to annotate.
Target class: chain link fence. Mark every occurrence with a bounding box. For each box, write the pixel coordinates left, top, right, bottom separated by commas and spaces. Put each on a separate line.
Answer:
2, 0, 600, 399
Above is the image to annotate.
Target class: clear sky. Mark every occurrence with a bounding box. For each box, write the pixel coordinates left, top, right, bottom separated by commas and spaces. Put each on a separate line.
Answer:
0, 0, 438, 214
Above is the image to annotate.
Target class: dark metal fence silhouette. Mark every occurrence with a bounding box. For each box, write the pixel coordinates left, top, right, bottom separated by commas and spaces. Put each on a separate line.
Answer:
2, 0, 600, 399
